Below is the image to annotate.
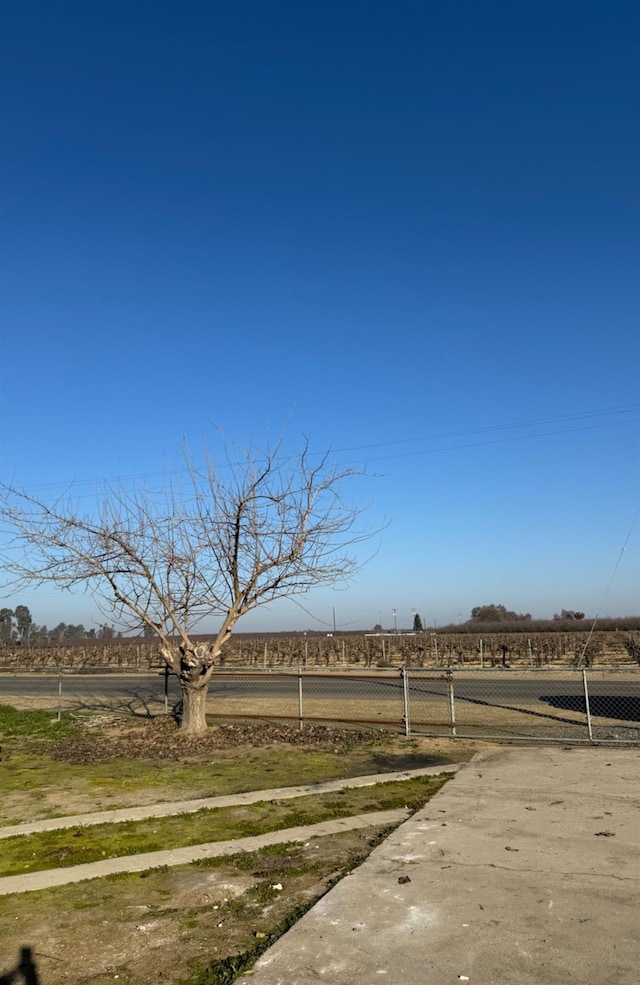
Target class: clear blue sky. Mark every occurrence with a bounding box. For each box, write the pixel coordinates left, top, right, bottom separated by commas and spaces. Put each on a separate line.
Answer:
1, 1, 638, 632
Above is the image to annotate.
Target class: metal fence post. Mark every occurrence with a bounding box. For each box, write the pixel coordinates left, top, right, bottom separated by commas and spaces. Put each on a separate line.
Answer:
401, 667, 410, 736
57, 666, 63, 722
298, 666, 304, 729
582, 668, 594, 741
447, 668, 457, 736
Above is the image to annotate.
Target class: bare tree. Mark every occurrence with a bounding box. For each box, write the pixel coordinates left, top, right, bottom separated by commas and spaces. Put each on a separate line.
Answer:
0, 438, 370, 733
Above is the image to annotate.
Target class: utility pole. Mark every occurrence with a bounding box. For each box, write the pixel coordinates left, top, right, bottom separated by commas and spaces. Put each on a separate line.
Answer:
393, 608, 398, 633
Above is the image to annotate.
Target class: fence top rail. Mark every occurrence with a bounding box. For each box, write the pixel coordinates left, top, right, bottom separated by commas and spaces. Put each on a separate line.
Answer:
443, 665, 640, 675
2, 664, 638, 678
209, 670, 449, 681
0, 667, 449, 681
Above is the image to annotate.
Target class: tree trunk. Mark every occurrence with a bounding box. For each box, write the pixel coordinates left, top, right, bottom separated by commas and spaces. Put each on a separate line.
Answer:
180, 684, 209, 734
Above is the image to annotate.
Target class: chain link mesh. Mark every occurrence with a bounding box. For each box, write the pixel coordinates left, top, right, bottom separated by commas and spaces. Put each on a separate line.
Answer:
0, 665, 638, 743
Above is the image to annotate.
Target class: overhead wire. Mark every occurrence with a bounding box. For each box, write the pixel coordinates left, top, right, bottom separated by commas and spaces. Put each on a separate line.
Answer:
6, 402, 640, 495
358, 417, 640, 466
576, 504, 640, 666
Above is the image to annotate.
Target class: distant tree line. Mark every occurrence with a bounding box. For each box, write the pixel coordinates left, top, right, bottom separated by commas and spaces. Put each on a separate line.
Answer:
552, 608, 585, 621
372, 604, 638, 636
3, 601, 638, 649
0, 605, 121, 644
465, 604, 586, 625
469, 603, 532, 623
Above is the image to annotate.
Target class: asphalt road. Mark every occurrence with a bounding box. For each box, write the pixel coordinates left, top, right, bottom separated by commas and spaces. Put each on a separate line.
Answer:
0, 670, 637, 716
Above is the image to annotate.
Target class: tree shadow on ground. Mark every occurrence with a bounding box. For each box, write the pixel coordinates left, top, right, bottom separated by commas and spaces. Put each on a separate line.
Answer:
540, 694, 640, 723
416, 687, 586, 729
0, 947, 40, 985
65, 692, 161, 720
371, 751, 459, 771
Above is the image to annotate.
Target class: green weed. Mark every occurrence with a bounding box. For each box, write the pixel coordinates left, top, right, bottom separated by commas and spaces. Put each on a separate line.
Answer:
0, 775, 450, 878
0, 704, 77, 740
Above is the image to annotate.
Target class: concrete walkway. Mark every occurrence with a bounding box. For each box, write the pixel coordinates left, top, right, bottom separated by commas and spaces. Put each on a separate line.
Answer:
0, 764, 458, 839
0, 809, 408, 896
235, 745, 640, 985
0, 764, 458, 895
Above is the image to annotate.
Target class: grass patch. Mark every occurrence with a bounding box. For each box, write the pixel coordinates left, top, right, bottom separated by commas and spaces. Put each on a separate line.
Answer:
0, 774, 450, 877
0, 703, 77, 739
0, 709, 469, 826
0, 746, 434, 824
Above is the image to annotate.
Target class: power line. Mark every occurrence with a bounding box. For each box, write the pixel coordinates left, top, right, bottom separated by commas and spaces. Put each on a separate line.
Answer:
576, 504, 640, 666
334, 403, 640, 455
5, 402, 639, 494
358, 417, 640, 466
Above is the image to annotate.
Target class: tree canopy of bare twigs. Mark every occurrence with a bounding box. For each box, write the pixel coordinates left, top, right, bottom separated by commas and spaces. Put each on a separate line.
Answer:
0, 438, 370, 732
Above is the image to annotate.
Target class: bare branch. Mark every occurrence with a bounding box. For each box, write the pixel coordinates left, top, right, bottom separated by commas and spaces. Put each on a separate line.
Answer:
0, 435, 372, 732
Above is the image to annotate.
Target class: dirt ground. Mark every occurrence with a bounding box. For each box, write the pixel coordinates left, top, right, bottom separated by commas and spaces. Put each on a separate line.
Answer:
38, 715, 391, 763
0, 826, 393, 985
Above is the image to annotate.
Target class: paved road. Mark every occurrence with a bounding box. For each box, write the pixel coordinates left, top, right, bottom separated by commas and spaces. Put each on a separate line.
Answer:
0, 670, 637, 716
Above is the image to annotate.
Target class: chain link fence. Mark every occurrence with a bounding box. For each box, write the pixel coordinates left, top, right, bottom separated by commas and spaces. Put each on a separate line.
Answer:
0, 666, 638, 744
408, 668, 640, 744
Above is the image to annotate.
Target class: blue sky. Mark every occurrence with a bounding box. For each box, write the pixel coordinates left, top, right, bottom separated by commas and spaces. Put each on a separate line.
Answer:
1, 1, 638, 632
